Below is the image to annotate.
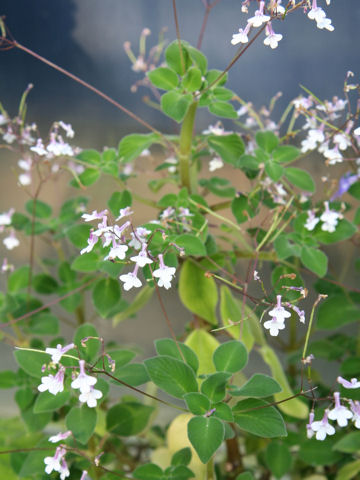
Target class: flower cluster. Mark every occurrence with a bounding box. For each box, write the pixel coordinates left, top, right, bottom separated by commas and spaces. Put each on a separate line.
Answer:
304, 202, 343, 233
263, 294, 305, 336
0, 208, 19, 251
231, 0, 333, 50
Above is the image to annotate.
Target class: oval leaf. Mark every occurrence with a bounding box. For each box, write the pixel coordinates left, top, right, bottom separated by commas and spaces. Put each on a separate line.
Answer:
187, 416, 225, 464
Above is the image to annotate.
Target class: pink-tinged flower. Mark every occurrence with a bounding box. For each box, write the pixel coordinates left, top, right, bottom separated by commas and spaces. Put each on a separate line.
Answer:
209, 157, 224, 172
152, 254, 176, 290
202, 122, 231, 136
0, 208, 14, 226
115, 206, 133, 221
306, 411, 315, 439
81, 209, 108, 222
248, 1, 270, 27
48, 430, 72, 443
80, 230, 99, 255
71, 360, 97, 394
104, 243, 128, 261
44, 447, 66, 475
119, 264, 142, 291
263, 295, 291, 336
58, 121, 75, 139
349, 401, 360, 429
3, 127, 16, 144
80, 471, 89, 480
304, 210, 320, 231
130, 243, 153, 268
3, 230, 20, 250
1, 258, 14, 273
231, 23, 251, 45
253, 270, 260, 281
45, 343, 75, 364
263, 22, 282, 49
38, 366, 65, 395
328, 391, 353, 427
286, 303, 305, 324
160, 207, 175, 220
337, 376, 360, 389
310, 409, 336, 441
333, 133, 351, 151
307, 2, 326, 23
128, 227, 151, 250
320, 201, 342, 232
301, 128, 325, 152
30, 138, 47, 156
59, 458, 70, 480
79, 386, 103, 408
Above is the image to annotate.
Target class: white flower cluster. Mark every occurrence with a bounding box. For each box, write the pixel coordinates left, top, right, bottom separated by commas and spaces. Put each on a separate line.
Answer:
38, 345, 103, 408
307, 382, 360, 441
263, 294, 305, 336
0, 208, 20, 251
304, 202, 343, 233
80, 207, 178, 291
231, 1, 334, 51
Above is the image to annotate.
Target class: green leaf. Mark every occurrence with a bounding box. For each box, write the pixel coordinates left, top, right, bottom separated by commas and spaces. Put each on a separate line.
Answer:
231, 195, 249, 224
213, 340, 248, 374
208, 134, 245, 164
187, 416, 225, 463
21, 407, 51, 432
165, 465, 195, 480
314, 219, 356, 244
114, 363, 150, 386
155, 338, 199, 373
272, 145, 300, 163
274, 235, 301, 260
236, 154, 260, 171
179, 260, 218, 325
335, 460, 360, 480
72, 167, 100, 187
301, 246, 328, 277
255, 131, 279, 153
106, 402, 154, 436
171, 447, 192, 467
298, 437, 342, 466
66, 406, 97, 444
66, 224, 91, 249
161, 91, 193, 123
118, 133, 160, 163
208, 101, 237, 119
200, 372, 231, 403
99, 260, 124, 279
71, 252, 100, 272
317, 294, 360, 329
235, 474, 255, 480
33, 274, 58, 294
77, 149, 101, 165
8, 266, 30, 293
333, 432, 360, 453
284, 167, 315, 192
206, 69, 228, 88
259, 345, 308, 419
33, 390, 70, 413
28, 312, 59, 335
133, 464, 163, 480
14, 349, 49, 378
212, 87, 234, 101
147, 67, 179, 90
73, 323, 100, 363
186, 44, 207, 74
113, 286, 154, 325
183, 67, 202, 92
230, 374, 282, 398
185, 329, 219, 376
144, 356, 198, 399
265, 442, 292, 479
25, 199, 52, 218
0, 370, 20, 388
97, 349, 136, 374
212, 402, 233, 422
92, 278, 121, 318
233, 398, 287, 438
265, 161, 284, 182
165, 41, 192, 75
107, 190, 132, 217
183, 392, 210, 415
174, 234, 206, 256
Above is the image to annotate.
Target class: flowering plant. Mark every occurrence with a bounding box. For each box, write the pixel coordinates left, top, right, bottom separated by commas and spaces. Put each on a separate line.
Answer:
0, 1, 360, 479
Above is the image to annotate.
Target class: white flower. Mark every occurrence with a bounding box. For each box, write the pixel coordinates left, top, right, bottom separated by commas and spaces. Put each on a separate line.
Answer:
152, 254, 176, 289
306, 411, 315, 439
18, 173, 31, 186
311, 410, 336, 441
263, 295, 291, 336
209, 157, 224, 172
48, 430, 72, 443
81, 209, 108, 222
0, 208, 14, 226
71, 360, 97, 394
248, 1, 270, 27
333, 133, 351, 151
59, 121, 75, 138
323, 146, 343, 165
320, 201, 342, 232
308, 6, 326, 23
354, 127, 360, 136
45, 343, 75, 364
115, 206, 133, 221
59, 458, 70, 480
79, 386, 103, 408
104, 243, 128, 261
130, 243, 153, 268
120, 265, 143, 291
3, 230, 20, 250
316, 16, 334, 31
30, 139, 47, 156
3, 129, 16, 144
350, 401, 360, 429
38, 367, 65, 395
128, 227, 151, 250
44, 447, 66, 475
264, 23, 282, 49
328, 392, 353, 427
80, 231, 99, 255
304, 210, 320, 231
231, 26, 250, 45
337, 376, 360, 389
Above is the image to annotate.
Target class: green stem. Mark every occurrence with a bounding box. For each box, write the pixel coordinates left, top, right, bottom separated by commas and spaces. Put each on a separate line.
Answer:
302, 295, 327, 360
179, 101, 198, 193
206, 458, 214, 480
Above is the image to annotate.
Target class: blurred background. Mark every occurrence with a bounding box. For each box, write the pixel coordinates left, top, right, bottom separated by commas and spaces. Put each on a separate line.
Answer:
0, 0, 359, 414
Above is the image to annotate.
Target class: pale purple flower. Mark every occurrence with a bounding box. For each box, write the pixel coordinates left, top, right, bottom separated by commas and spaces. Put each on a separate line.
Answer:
59, 458, 70, 480
59, 121, 75, 139
310, 409, 335, 441
160, 207, 175, 220
349, 401, 360, 429
328, 391, 353, 427
48, 430, 72, 443
119, 263, 142, 291
128, 227, 151, 250
263, 295, 291, 336
45, 343, 75, 364
306, 411, 315, 439
115, 207, 134, 221
231, 23, 251, 45
253, 270, 260, 281
79, 386, 103, 408
71, 360, 97, 394
337, 376, 360, 389
333, 132, 351, 151
0, 208, 14, 226
263, 22, 283, 49
3, 127, 16, 144
152, 254, 176, 289
38, 367, 65, 395
320, 201, 342, 232
301, 128, 325, 152
304, 210, 320, 231
202, 122, 230, 136
80, 471, 89, 480
1, 258, 14, 273
104, 243, 128, 261
130, 243, 153, 268
44, 447, 66, 475
80, 230, 99, 255
248, 1, 270, 27
81, 209, 108, 222
331, 173, 359, 200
